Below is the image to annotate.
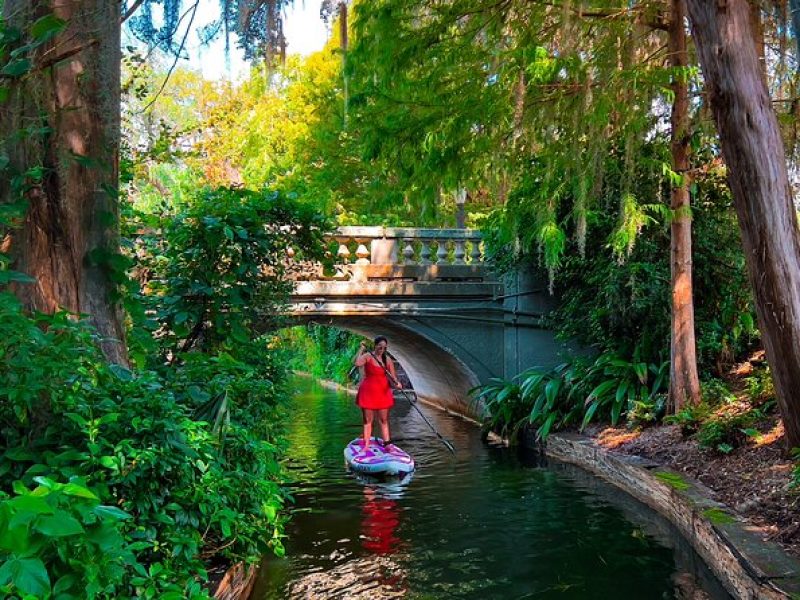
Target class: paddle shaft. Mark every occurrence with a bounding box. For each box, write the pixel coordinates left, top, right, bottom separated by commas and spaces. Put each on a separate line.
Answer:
365, 350, 457, 454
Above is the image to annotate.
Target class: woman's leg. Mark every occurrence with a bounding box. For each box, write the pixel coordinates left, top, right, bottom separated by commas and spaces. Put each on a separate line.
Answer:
377, 409, 391, 445
362, 409, 375, 448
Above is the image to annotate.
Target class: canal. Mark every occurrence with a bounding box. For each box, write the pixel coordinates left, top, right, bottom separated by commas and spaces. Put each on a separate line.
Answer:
251, 377, 730, 599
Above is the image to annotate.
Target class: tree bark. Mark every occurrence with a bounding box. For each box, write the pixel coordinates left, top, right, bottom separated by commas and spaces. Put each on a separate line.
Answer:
0, 0, 127, 365
747, 0, 767, 85
686, 0, 800, 447
668, 0, 702, 412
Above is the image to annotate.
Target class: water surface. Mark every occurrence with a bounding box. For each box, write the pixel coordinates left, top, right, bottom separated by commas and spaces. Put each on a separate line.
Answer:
252, 378, 730, 599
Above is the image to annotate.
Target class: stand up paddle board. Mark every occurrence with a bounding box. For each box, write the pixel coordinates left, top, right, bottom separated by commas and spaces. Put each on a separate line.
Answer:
344, 438, 415, 476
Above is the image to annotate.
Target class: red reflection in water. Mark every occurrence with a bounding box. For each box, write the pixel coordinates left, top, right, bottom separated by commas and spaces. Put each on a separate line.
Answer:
361, 487, 401, 555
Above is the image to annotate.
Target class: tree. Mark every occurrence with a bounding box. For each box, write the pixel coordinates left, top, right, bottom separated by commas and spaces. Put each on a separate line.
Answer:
1, 0, 127, 364
667, 0, 702, 411
686, 0, 800, 447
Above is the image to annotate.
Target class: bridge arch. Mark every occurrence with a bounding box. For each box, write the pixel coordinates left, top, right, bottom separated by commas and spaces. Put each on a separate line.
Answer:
297, 317, 485, 418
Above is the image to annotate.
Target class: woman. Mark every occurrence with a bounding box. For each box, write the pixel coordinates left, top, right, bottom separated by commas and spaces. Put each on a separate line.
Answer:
353, 336, 402, 452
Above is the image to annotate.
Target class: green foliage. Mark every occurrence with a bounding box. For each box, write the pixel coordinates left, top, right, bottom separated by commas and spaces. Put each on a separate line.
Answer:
1, 180, 329, 596
128, 187, 330, 362
745, 367, 776, 405
664, 402, 713, 436
695, 408, 764, 454
581, 352, 668, 429
701, 508, 736, 525
280, 324, 364, 385
0, 289, 291, 598
700, 379, 737, 405
472, 350, 668, 443
0, 478, 133, 599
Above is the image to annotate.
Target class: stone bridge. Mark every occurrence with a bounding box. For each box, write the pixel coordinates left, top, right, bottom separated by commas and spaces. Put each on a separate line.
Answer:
288, 227, 568, 417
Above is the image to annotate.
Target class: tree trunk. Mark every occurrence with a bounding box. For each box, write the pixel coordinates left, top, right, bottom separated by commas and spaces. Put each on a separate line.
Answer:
747, 0, 767, 84
686, 0, 800, 448
0, 0, 127, 365
668, 0, 702, 412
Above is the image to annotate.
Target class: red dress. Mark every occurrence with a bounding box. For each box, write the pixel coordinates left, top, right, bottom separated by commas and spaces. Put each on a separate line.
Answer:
356, 358, 395, 410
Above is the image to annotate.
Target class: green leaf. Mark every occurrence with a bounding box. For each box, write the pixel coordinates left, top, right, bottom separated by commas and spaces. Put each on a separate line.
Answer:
61, 483, 98, 500
92, 505, 132, 521
1, 59, 32, 78
0, 270, 36, 284
35, 513, 84, 537
30, 14, 67, 41
717, 443, 734, 454
9, 495, 54, 515
0, 558, 50, 597
109, 364, 133, 381
0, 87, 8, 103
587, 380, 616, 402
98, 456, 116, 468
537, 412, 557, 440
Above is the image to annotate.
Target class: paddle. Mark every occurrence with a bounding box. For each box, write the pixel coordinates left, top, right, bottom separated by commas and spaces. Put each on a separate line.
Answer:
366, 350, 457, 454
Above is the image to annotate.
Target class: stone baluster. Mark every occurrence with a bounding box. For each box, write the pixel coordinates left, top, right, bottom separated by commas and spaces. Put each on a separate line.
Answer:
336, 238, 351, 263
420, 238, 433, 265
355, 239, 371, 265
453, 239, 466, 265
435, 238, 448, 265
469, 238, 482, 264
401, 237, 416, 265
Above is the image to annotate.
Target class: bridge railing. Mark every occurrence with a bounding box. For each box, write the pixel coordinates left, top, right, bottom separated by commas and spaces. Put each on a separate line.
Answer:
289, 226, 492, 283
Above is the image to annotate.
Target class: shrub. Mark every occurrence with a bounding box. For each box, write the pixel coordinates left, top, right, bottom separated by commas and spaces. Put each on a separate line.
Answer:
745, 367, 776, 405
700, 379, 736, 405
664, 402, 712, 436
471, 350, 668, 443
0, 293, 288, 598
695, 409, 763, 454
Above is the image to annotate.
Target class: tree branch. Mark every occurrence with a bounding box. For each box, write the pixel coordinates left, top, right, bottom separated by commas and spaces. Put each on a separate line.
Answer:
140, 0, 200, 113
121, 0, 146, 24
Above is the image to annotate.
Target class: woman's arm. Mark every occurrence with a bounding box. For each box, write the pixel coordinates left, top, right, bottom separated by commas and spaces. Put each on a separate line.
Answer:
387, 357, 402, 389
353, 342, 369, 367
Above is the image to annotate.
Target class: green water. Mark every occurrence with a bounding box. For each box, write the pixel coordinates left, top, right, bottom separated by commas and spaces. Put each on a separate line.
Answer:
252, 378, 730, 599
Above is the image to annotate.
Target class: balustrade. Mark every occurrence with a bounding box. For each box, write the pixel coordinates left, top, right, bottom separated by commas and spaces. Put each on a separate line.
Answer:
286, 226, 489, 282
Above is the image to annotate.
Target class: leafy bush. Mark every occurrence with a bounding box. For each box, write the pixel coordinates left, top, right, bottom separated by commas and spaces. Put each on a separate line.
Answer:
0, 185, 329, 597
0, 292, 288, 598
581, 352, 668, 428
745, 367, 776, 405
700, 379, 736, 405
279, 324, 364, 385
664, 402, 712, 436
695, 408, 763, 454
472, 350, 668, 443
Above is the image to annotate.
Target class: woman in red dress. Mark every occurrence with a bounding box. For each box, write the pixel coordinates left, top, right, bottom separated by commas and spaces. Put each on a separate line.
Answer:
353, 336, 402, 451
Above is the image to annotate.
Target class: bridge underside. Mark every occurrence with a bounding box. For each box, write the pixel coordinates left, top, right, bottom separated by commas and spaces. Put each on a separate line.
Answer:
286, 262, 566, 418
293, 313, 492, 417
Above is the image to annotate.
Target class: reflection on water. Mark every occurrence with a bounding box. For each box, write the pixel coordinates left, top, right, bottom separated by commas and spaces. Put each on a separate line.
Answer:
251, 378, 731, 600
361, 486, 402, 555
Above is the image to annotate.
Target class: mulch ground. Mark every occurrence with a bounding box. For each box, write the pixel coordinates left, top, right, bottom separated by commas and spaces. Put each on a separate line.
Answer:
583, 412, 800, 559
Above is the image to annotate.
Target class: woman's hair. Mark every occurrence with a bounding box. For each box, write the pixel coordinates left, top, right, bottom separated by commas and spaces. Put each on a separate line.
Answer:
373, 335, 388, 346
